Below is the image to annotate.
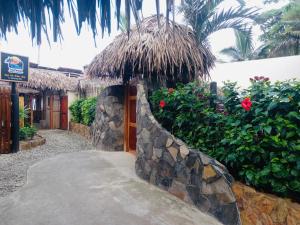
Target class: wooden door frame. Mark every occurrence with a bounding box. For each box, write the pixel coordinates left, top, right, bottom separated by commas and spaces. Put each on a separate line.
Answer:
124, 85, 129, 152
123, 85, 137, 153
60, 95, 68, 130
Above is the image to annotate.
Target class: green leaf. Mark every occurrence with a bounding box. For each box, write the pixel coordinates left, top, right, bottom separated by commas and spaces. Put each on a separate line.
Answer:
264, 126, 272, 134
286, 131, 296, 138
267, 102, 278, 111
293, 145, 300, 151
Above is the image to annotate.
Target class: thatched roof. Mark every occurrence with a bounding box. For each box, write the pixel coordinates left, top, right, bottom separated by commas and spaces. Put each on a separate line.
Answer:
19, 68, 78, 91
77, 78, 121, 92
86, 16, 215, 86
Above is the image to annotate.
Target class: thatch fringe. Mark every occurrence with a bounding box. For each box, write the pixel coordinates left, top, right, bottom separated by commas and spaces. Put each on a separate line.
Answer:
19, 68, 78, 91
77, 77, 121, 93
86, 16, 215, 85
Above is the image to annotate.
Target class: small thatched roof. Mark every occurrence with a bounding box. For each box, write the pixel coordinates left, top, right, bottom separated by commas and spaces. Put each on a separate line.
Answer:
19, 68, 78, 91
86, 16, 215, 86
77, 77, 121, 92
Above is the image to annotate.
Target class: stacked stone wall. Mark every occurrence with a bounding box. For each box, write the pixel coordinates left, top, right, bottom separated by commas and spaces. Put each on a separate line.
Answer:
69, 122, 91, 139
136, 83, 241, 225
91, 85, 125, 151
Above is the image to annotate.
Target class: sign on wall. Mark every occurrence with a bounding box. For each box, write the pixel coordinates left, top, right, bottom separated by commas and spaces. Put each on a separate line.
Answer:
0, 52, 29, 82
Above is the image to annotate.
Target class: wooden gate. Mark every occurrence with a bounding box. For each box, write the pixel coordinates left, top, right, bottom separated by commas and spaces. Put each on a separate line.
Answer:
124, 85, 137, 153
0, 87, 11, 154
60, 96, 68, 130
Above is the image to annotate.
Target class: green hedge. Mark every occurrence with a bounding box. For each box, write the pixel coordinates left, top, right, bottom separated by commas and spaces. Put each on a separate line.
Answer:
150, 78, 300, 200
69, 97, 97, 126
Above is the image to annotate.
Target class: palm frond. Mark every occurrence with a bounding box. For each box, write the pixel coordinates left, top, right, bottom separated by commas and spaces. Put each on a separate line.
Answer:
220, 47, 242, 61
0, 0, 167, 45
202, 6, 258, 41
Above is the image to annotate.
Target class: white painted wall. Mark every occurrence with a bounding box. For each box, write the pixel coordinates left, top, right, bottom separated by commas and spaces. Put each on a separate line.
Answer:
210, 55, 300, 88
67, 91, 79, 130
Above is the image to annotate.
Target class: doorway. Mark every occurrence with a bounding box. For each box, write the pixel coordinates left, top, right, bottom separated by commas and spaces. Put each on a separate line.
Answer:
0, 87, 11, 154
60, 96, 68, 130
124, 85, 137, 154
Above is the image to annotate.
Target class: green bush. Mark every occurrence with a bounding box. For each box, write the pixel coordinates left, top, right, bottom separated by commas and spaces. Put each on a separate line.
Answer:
69, 97, 97, 126
81, 97, 97, 126
69, 99, 85, 123
150, 79, 300, 200
19, 126, 37, 140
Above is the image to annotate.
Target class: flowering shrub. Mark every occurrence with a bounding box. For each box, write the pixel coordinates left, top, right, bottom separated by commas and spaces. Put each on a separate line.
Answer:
241, 98, 252, 111
150, 79, 300, 200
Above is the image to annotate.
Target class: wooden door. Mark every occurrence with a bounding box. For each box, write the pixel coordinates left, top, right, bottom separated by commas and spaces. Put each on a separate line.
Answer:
60, 96, 68, 130
50, 95, 60, 129
0, 87, 11, 154
124, 85, 137, 153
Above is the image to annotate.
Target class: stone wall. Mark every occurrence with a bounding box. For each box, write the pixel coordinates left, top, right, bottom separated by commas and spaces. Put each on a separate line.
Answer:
69, 122, 91, 140
20, 134, 46, 150
136, 83, 241, 225
233, 182, 300, 225
91, 85, 125, 151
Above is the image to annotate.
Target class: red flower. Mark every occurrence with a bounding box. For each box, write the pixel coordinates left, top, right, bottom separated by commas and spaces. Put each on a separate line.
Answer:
159, 100, 166, 108
254, 76, 259, 80
168, 88, 174, 94
241, 98, 252, 111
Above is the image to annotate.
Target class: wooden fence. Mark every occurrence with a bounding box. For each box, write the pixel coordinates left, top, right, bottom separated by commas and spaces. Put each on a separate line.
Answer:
0, 87, 11, 153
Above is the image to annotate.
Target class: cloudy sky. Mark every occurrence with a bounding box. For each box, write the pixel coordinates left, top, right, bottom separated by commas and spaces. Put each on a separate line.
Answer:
0, 0, 287, 70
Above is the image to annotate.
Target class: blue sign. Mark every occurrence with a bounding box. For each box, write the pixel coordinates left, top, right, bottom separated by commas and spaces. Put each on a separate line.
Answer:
0, 52, 29, 82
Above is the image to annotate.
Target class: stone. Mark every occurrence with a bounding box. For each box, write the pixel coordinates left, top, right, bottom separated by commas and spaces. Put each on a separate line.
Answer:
153, 148, 163, 159
168, 180, 188, 201
167, 146, 178, 161
149, 168, 158, 185
206, 178, 236, 204
179, 145, 189, 159
210, 201, 241, 225
153, 131, 168, 148
270, 200, 289, 224
140, 128, 151, 143
162, 151, 176, 167
108, 121, 117, 130
202, 165, 218, 181
232, 182, 300, 225
200, 153, 212, 165
185, 152, 198, 168
143, 143, 153, 160
140, 106, 146, 116
99, 104, 105, 112
166, 138, 173, 148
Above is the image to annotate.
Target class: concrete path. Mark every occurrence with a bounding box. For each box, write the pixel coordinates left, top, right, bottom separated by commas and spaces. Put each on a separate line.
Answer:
0, 151, 221, 225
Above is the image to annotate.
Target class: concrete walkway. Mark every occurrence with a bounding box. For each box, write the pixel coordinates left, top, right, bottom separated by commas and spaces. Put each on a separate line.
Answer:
0, 151, 221, 225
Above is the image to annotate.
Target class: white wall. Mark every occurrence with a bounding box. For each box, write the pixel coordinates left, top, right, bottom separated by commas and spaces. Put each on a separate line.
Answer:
67, 91, 78, 130
210, 55, 300, 88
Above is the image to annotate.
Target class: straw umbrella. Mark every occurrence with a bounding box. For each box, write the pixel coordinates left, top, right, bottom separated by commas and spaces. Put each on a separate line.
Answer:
86, 16, 215, 88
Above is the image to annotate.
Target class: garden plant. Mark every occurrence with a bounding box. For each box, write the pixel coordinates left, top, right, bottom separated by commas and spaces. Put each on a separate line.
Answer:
150, 77, 300, 200
69, 97, 97, 126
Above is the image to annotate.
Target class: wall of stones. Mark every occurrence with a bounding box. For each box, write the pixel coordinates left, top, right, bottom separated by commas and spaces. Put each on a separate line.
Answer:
20, 135, 46, 150
233, 182, 300, 225
69, 122, 91, 140
91, 85, 125, 151
135, 83, 241, 225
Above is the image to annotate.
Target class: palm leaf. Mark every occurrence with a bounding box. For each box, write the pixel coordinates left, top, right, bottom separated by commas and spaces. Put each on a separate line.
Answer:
220, 47, 242, 61
203, 6, 258, 41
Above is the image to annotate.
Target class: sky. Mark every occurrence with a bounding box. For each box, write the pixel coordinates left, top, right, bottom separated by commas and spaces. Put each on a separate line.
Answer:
0, 0, 288, 71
